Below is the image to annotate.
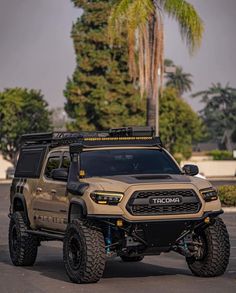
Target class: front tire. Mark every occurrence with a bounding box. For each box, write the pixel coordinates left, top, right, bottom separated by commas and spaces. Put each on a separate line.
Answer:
63, 220, 105, 283
8, 212, 38, 266
186, 217, 230, 277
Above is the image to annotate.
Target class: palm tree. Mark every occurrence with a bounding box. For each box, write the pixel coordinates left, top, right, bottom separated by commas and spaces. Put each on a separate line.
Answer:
108, 0, 204, 133
166, 66, 193, 96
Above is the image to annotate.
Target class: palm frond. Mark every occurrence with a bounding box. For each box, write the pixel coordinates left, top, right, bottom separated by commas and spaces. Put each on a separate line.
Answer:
159, 0, 204, 53
108, 0, 154, 43
108, 0, 157, 94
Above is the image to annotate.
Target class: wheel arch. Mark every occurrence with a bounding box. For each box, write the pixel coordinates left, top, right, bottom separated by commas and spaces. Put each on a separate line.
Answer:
68, 199, 87, 223
11, 194, 30, 224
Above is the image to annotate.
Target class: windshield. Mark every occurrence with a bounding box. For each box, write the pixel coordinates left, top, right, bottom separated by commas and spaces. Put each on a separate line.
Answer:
80, 149, 181, 177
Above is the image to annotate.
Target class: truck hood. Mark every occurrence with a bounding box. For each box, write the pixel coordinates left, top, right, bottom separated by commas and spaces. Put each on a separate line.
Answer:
84, 174, 212, 193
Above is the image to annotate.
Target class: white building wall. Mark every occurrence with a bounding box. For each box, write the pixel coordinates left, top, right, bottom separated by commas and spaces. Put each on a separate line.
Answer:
0, 154, 13, 179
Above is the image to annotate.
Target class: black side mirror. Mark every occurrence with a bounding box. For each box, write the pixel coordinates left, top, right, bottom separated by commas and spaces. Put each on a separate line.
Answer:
183, 164, 199, 176
51, 168, 68, 181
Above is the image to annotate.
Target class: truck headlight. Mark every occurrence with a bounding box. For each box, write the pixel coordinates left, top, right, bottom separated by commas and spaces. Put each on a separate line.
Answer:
90, 191, 124, 205
200, 188, 218, 202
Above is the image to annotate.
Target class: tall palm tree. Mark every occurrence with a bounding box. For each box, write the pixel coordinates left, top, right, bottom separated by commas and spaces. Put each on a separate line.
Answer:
166, 66, 193, 96
108, 0, 204, 132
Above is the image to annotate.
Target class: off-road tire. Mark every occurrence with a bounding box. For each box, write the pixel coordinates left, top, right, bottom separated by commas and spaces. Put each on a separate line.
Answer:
63, 219, 105, 283
9, 211, 38, 266
120, 255, 144, 262
186, 217, 230, 277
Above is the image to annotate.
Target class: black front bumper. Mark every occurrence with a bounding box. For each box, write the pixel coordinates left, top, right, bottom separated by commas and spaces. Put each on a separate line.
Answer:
87, 210, 223, 249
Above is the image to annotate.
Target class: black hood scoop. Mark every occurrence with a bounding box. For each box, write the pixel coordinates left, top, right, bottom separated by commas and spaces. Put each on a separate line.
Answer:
104, 174, 190, 184
134, 174, 172, 180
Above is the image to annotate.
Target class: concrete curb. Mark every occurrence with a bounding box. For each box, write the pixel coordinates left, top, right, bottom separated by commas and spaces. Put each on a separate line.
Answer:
0, 180, 12, 184
223, 207, 236, 213
209, 177, 236, 181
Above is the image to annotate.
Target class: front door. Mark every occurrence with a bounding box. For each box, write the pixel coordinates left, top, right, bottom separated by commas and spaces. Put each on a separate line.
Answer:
33, 150, 70, 232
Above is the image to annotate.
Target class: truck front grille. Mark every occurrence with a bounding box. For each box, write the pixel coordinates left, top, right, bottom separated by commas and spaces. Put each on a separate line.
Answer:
126, 189, 201, 216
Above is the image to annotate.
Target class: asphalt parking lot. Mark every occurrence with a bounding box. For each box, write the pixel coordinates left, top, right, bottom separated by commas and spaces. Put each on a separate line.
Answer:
0, 183, 236, 293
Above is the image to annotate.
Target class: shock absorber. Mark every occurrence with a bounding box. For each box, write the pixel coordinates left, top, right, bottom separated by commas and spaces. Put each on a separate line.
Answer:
105, 223, 112, 254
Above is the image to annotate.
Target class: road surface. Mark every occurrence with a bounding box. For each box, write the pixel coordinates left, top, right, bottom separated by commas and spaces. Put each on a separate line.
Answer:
0, 183, 236, 293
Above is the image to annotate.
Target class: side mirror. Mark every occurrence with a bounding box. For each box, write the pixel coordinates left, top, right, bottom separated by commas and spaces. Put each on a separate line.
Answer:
183, 164, 199, 176
51, 168, 68, 181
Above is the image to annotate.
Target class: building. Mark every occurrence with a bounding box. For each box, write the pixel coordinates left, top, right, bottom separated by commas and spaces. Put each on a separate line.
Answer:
0, 153, 13, 179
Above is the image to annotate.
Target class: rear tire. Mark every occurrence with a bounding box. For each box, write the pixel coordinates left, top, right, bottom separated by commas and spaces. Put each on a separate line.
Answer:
63, 220, 105, 283
186, 217, 230, 277
120, 255, 144, 262
8, 212, 38, 266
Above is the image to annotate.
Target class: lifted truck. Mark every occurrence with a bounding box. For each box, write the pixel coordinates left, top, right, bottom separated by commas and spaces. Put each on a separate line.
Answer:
8, 127, 230, 283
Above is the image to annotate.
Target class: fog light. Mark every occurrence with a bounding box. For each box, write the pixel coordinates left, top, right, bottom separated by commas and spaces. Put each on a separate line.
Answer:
116, 219, 123, 227
204, 217, 210, 224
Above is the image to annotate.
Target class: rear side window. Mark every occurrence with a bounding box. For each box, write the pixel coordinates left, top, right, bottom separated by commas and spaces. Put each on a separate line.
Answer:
44, 153, 61, 178
15, 146, 47, 178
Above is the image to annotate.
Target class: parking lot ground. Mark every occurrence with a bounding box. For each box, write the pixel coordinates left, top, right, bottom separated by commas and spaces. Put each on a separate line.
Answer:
0, 184, 236, 293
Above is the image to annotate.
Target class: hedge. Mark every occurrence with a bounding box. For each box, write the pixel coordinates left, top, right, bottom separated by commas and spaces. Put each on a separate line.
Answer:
218, 185, 236, 206
208, 150, 234, 160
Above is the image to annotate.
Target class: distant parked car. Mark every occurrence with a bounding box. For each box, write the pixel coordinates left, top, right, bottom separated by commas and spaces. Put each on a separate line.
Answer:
6, 167, 15, 179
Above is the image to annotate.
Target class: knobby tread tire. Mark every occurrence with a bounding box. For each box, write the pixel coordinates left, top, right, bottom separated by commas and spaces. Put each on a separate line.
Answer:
186, 217, 230, 277
120, 255, 144, 262
63, 219, 105, 283
8, 211, 38, 266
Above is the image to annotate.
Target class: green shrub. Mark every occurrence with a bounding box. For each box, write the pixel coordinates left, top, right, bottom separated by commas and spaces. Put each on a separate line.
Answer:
218, 185, 236, 206
208, 150, 233, 160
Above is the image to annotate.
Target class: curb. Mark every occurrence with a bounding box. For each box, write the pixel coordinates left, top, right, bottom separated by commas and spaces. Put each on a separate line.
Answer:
209, 177, 236, 181
0, 180, 12, 184
223, 207, 236, 213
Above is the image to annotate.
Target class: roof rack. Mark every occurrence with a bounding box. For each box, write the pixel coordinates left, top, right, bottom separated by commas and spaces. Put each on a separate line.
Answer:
20, 131, 109, 146
21, 127, 159, 148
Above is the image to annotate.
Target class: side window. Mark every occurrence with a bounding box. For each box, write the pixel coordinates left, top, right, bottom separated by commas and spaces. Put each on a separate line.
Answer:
15, 146, 48, 178
44, 152, 61, 179
61, 152, 70, 170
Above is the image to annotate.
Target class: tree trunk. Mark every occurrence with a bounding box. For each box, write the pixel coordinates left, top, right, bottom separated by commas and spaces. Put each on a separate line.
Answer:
10, 152, 18, 168
146, 93, 156, 131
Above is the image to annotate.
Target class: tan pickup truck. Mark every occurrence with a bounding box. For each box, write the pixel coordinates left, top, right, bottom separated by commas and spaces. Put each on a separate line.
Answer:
8, 127, 230, 283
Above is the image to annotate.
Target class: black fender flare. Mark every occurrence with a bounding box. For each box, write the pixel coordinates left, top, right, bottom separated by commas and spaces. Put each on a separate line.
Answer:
11, 193, 30, 224
68, 198, 87, 223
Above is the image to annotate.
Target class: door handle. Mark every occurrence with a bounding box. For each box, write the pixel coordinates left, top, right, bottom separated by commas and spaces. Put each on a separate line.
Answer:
36, 187, 42, 193
51, 189, 57, 194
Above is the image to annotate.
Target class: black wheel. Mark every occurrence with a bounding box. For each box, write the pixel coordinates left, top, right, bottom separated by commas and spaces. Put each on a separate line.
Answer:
63, 220, 105, 283
120, 255, 144, 262
186, 217, 230, 277
8, 212, 38, 266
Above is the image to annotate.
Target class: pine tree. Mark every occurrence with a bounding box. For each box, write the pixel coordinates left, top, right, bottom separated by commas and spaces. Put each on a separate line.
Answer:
64, 0, 145, 131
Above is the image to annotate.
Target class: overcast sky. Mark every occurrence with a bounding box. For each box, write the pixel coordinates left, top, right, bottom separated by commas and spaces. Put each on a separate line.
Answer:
0, 0, 236, 111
